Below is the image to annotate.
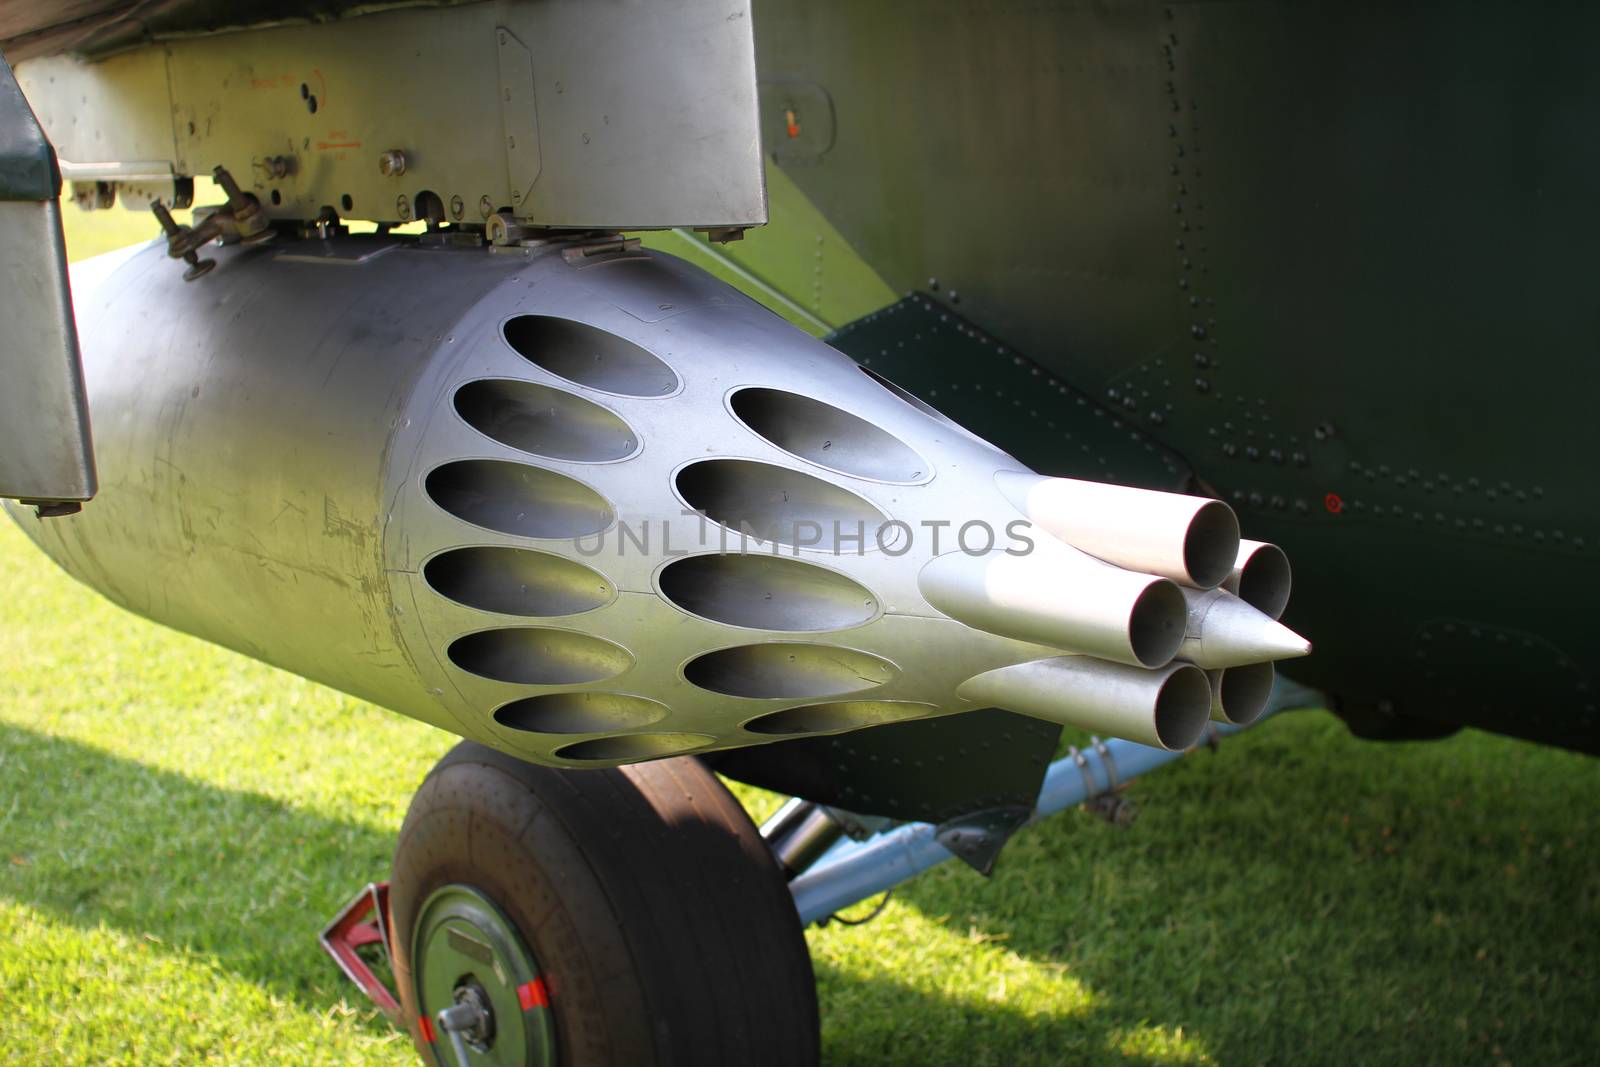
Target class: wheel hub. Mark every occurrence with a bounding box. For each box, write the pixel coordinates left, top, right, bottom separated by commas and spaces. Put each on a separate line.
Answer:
449, 981, 496, 1052
411, 884, 556, 1066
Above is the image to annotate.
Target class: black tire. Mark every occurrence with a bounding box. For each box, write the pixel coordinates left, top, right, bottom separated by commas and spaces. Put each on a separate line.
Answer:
390, 741, 820, 1067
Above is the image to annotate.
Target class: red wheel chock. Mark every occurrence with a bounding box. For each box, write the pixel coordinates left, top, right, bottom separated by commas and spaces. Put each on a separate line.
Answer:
318, 881, 403, 1025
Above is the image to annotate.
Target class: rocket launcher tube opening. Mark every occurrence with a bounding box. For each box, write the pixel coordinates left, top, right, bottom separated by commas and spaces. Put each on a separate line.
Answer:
1207, 662, 1274, 726
919, 541, 1187, 668
1224, 540, 1292, 620
1152, 665, 1214, 749
996, 471, 1241, 590
959, 656, 1212, 751
1130, 580, 1188, 668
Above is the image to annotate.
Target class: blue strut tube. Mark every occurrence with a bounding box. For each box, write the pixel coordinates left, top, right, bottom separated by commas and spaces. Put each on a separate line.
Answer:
789, 680, 1318, 925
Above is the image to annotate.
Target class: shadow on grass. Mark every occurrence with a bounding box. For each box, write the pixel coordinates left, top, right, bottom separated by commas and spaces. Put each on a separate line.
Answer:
0, 720, 397, 1027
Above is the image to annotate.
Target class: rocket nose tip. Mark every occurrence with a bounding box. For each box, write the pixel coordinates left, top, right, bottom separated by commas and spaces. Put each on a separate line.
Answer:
1264, 619, 1312, 660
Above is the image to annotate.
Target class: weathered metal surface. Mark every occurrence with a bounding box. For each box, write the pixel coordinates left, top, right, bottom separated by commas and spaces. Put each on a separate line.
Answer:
0, 53, 94, 505
14, 0, 765, 230
0, 198, 96, 503
7, 240, 504, 728
0, 1, 425, 60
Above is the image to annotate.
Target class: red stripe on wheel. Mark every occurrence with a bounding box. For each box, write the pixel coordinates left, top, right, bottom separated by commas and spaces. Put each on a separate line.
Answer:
417, 1015, 436, 1043
518, 977, 549, 1010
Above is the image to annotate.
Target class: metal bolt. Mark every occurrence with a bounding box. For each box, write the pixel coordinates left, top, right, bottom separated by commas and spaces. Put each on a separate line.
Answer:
151, 199, 215, 282
378, 149, 408, 178
449, 195, 464, 221
395, 195, 412, 222
478, 195, 494, 219
212, 164, 249, 208
211, 165, 272, 244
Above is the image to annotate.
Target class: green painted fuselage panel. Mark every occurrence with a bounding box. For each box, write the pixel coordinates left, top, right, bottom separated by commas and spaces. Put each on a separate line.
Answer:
728, 0, 1599, 753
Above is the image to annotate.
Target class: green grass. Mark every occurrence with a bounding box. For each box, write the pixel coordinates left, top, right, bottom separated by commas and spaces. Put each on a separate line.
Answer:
2, 210, 1596, 1065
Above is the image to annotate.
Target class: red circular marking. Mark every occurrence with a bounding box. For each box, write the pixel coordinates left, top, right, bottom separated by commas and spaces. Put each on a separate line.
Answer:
1324, 492, 1344, 514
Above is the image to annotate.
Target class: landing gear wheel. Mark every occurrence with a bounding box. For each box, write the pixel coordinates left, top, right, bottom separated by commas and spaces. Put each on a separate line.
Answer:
390, 741, 820, 1067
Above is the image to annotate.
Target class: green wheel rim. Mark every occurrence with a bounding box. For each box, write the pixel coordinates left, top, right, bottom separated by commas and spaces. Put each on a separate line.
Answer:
412, 884, 557, 1066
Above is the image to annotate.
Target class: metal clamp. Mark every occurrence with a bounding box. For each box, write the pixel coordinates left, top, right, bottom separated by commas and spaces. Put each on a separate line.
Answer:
1073, 737, 1139, 828
1093, 737, 1119, 791
1068, 745, 1096, 798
